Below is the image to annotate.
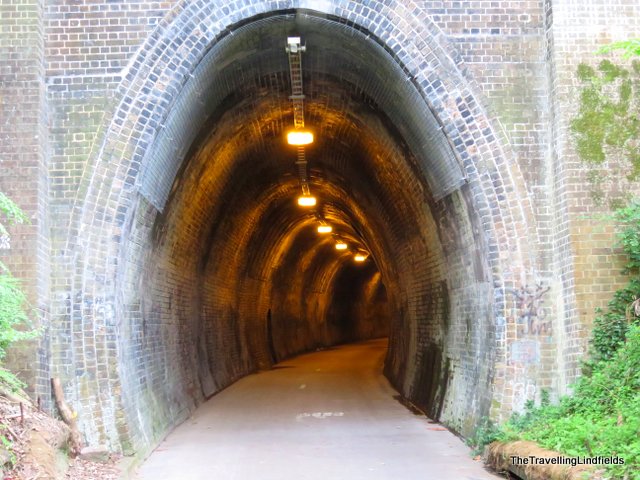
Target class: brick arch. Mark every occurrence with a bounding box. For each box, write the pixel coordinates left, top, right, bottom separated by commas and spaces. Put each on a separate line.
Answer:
57, 1, 539, 452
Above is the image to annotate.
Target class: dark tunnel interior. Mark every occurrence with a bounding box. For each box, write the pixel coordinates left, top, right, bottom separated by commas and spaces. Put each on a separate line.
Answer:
114, 11, 496, 449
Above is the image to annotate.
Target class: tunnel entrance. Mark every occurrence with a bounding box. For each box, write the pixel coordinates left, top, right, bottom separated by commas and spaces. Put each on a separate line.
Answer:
125, 12, 462, 438
59, 6, 537, 453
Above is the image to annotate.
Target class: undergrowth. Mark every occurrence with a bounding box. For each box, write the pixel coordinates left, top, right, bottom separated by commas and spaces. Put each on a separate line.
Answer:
501, 325, 640, 478
0, 192, 38, 391
468, 200, 640, 479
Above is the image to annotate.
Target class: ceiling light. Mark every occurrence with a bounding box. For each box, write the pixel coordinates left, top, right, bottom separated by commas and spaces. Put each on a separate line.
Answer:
354, 254, 367, 262
317, 225, 332, 234
287, 131, 314, 145
335, 242, 348, 250
297, 195, 316, 207
287, 37, 303, 53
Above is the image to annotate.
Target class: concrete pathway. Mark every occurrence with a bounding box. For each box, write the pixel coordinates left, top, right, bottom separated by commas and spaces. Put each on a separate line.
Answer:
134, 339, 502, 480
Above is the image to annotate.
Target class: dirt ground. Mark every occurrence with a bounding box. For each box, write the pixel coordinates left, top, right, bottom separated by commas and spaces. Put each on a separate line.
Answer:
0, 388, 120, 480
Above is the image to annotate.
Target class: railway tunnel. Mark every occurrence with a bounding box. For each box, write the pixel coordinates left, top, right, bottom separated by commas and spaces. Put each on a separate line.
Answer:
59, 8, 537, 453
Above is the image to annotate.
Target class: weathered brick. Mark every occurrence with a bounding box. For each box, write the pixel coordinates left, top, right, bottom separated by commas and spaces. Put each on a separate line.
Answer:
1, 0, 639, 457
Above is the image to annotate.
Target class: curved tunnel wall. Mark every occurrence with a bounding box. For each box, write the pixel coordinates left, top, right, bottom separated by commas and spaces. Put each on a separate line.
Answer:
52, 5, 541, 453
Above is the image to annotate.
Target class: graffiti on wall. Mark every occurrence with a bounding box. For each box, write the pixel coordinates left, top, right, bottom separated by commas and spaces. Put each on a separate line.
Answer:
513, 380, 537, 410
512, 283, 551, 336
511, 339, 540, 365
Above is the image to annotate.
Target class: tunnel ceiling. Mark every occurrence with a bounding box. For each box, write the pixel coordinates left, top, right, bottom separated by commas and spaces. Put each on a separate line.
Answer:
141, 13, 467, 206
144, 12, 466, 296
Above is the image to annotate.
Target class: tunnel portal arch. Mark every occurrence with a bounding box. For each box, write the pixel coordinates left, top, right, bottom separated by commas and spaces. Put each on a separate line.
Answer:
55, 2, 539, 453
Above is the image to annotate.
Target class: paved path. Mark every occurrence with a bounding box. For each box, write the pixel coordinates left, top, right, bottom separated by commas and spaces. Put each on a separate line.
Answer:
134, 339, 502, 480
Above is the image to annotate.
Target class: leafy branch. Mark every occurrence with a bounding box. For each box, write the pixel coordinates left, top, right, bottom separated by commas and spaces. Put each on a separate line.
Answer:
0, 192, 38, 391
0, 192, 28, 239
596, 39, 640, 59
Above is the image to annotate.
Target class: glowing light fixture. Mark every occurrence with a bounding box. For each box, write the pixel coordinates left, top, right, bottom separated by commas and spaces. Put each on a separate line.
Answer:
317, 225, 332, 234
297, 195, 316, 207
335, 242, 348, 251
354, 254, 367, 262
287, 130, 314, 146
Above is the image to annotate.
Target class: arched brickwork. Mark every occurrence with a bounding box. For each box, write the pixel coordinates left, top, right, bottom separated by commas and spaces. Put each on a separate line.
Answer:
51, 1, 542, 453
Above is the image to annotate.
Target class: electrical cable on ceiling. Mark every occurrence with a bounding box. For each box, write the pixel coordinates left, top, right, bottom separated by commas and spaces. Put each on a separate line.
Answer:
285, 37, 310, 196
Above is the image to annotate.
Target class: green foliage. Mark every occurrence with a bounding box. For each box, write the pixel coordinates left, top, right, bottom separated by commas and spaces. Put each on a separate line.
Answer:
0, 192, 37, 390
590, 200, 640, 363
615, 199, 640, 273
466, 417, 501, 455
471, 197, 640, 477
0, 193, 28, 239
0, 429, 16, 465
590, 278, 640, 363
0, 274, 36, 364
505, 325, 640, 478
0, 429, 16, 467
597, 39, 640, 60
488, 326, 640, 477
0, 368, 25, 392
478, 198, 640, 478
542, 40, 640, 476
